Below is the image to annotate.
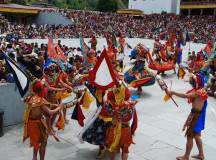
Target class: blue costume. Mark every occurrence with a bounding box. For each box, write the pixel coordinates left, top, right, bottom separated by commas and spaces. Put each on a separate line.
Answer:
124, 61, 155, 88
193, 100, 207, 134
185, 73, 208, 137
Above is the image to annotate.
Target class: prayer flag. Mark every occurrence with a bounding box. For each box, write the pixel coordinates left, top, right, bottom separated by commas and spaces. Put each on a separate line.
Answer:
177, 67, 186, 79
71, 103, 85, 127
48, 37, 57, 59
3, 52, 30, 97
88, 49, 118, 90
56, 44, 67, 61
56, 112, 65, 130
82, 90, 94, 110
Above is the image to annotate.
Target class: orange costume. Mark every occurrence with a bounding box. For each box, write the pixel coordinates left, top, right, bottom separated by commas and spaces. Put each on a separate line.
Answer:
105, 85, 136, 153
86, 49, 97, 69
23, 95, 50, 149
119, 37, 126, 54
107, 45, 117, 64
89, 36, 97, 51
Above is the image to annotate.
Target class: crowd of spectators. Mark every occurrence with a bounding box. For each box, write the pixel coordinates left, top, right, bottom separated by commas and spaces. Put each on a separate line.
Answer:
0, 10, 215, 44
0, 37, 84, 83
0, 9, 215, 96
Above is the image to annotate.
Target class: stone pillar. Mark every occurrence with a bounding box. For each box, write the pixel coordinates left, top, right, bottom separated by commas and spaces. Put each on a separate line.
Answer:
200, 9, 203, 15
188, 9, 191, 16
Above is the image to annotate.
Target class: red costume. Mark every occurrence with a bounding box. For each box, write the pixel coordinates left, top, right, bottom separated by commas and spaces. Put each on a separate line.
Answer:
105, 85, 136, 153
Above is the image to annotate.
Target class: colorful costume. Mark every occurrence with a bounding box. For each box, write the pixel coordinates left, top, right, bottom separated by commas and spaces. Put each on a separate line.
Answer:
126, 43, 155, 88
89, 36, 97, 51
81, 84, 112, 145
149, 39, 175, 73
124, 60, 155, 88
193, 54, 205, 72
184, 74, 208, 137
184, 88, 208, 137
82, 107, 112, 145
107, 45, 118, 64
105, 85, 137, 153
119, 36, 126, 54
43, 62, 68, 130
23, 95, 50, 149
86, 49, 97, 69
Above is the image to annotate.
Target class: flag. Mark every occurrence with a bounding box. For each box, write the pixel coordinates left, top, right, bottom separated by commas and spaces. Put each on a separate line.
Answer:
177, 67, 186, 79
56, 44, 67, 62
55, 112, 65, 130
3, 53, 30, 97
204, 39, 213, 57
126, 43, 133, 49
111, 32, 118, 48
164, 94, 171, 102
81, 90, 94, 110
71, 103, 85, 127
88, 49, 118, 90
47, 37, 57, 59
80, 34, 90, 65
177, 49, 183, 65
105, 33, 112, 48
131, 109, 138, 135
160, 46, 167, 61
168, 31, 176, 47
186, 31, 191, 42
80, 34, 89, 57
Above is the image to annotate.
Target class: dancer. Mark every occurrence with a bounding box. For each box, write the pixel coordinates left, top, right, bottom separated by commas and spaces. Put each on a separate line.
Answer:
81, 83, 111, 159
167, 73, 208, 160
42, 62, 72, 132
105, 82, 137, 160
89, 35, 97, 51
23, 80, 64, 160
125, 43, 155, 95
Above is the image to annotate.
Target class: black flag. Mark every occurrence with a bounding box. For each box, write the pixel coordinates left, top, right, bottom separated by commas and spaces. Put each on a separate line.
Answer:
186, 31, 191, 42
3, 53, 30, 97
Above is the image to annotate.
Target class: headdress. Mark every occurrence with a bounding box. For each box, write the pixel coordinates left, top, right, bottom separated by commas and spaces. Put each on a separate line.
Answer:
190, 73, 205, 89
32, 80, 43, 93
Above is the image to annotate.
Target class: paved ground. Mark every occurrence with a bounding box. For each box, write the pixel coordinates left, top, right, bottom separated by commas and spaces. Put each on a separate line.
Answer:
0, 39, 216, 160
1, 70, 216, 160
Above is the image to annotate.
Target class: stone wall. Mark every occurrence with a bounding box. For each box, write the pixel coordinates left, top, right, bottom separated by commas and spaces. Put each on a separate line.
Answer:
0, 83, 25, 126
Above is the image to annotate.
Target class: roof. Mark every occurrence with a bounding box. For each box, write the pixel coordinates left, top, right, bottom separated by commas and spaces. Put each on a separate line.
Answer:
180, 4, 216, 9
117, 9, 143, 14
0, 3, 41, 14
180, 2, 216, 9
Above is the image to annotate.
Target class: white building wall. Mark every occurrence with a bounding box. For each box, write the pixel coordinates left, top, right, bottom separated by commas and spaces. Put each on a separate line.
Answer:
129, 0, 180, 14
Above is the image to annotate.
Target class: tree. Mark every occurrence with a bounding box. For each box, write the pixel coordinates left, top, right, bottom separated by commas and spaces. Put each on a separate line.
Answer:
122, 0, 129, 8
52, 0, 67, 8
97, 0, 119, 12
10, 0, 26, 5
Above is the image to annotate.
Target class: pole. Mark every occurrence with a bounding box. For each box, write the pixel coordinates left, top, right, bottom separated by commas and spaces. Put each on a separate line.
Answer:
189, 41, 191, 52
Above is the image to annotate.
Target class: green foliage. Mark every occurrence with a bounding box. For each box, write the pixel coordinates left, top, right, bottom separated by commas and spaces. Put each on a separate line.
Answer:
52, 0, 67, 8
97, 0, 119, 12
11, 0, 128, 11
65, 0, 97, 10
122, 0, 129, 8
10, 0, 26, 5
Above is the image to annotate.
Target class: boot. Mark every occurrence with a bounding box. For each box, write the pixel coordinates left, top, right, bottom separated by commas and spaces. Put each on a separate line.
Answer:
96, 148, 106, 159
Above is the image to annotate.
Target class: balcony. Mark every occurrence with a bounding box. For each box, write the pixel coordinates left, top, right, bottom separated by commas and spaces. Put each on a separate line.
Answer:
181, 1, 216, 5
180, 1, 216, 9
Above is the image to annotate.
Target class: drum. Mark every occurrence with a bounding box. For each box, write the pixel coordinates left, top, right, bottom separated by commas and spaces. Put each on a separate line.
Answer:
73, 85, 86, 93
61, 92, 77, 104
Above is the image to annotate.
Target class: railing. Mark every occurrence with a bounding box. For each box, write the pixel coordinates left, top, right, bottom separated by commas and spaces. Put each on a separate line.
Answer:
181, 1, 216, 5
